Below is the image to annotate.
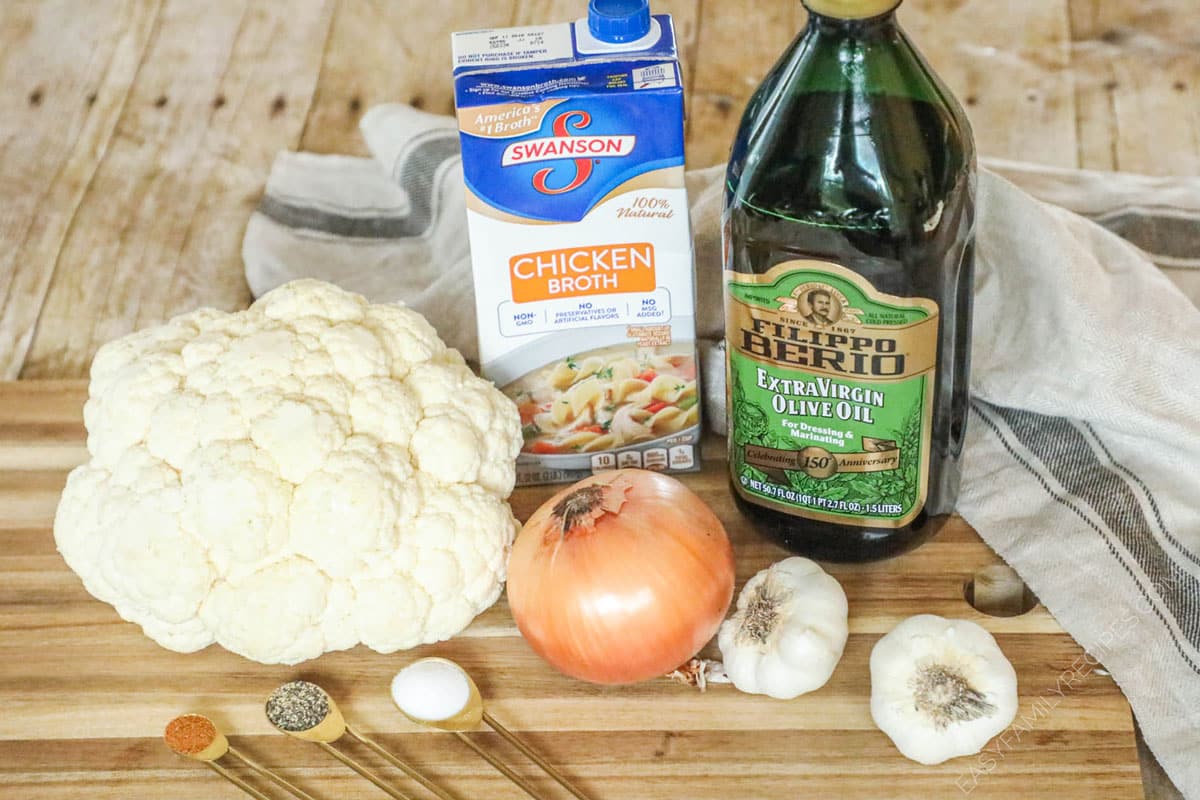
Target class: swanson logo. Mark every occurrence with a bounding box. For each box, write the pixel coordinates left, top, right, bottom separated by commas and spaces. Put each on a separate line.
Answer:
500, 110, 636, 195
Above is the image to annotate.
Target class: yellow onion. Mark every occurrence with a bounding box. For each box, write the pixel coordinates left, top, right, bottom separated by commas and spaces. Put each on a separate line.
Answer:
506, 469, 735, 684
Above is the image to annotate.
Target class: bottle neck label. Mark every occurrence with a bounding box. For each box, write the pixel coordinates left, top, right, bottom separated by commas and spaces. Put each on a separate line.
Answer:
725, 259, 937, 528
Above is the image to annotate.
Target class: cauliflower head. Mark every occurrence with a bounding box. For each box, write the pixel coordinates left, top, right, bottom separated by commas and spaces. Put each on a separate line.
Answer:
54, 280, 522, 664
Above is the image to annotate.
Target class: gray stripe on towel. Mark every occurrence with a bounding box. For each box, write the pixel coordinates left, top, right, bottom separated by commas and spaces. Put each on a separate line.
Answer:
1088, 208, 1200, 266
972, 400, 1200, 671
259, 132, 460, 240
258, 197, 415, 239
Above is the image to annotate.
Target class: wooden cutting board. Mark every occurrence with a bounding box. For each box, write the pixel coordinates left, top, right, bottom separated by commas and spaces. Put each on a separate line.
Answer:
0, 380, 1142, 799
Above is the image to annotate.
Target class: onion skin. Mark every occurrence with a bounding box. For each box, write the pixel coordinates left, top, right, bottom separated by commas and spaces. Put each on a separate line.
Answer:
506, 469, 736, 685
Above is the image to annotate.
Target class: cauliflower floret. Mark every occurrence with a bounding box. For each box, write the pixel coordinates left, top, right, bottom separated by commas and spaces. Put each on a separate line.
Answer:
219, 328, 315, 388
321, 580, 359, 652
403, 361, 474, 409
253, 278, 366, 323
56, 449, 217, 654
301, 375, 353, 420
403, 361, 521, 495
290, 441, 417, 578
84, 353, 184, 468
182, 441, 292, 578
408, 476, 515, 628
250, 397, 347, 484
364, 303, 446, 376
349, 377, 422, 447
54, 280, 522, 665
88, 309, 216, 398
201, 561, 333, 664
54, 465, 110, 580
350, 476, 516, 654
450, 380, 523, 497
319, 322, 389, 380
410, 411, 484, 486
147, 391, 209, 469
352, 576, 434, 653
101, 503, 212, 634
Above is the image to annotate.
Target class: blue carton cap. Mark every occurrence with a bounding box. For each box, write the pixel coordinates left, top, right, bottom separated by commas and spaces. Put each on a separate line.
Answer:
588, 0, 652, 43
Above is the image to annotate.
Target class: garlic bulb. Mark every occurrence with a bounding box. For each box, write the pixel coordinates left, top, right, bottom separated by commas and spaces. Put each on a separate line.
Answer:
870, 615, 1018, 765
717, 557, 848, 699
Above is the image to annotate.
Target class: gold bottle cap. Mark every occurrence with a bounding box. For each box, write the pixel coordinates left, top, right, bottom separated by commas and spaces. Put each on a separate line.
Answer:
803, 0, 901, 19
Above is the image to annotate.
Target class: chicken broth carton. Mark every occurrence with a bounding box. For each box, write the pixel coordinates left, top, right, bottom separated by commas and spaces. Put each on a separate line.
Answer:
452, 2, 700, 486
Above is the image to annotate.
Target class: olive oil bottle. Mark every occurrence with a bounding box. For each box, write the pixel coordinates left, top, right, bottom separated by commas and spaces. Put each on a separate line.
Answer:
723, 0, 975, 561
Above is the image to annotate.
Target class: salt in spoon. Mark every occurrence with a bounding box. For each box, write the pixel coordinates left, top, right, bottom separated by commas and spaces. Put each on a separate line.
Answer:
391, 657, 594, 800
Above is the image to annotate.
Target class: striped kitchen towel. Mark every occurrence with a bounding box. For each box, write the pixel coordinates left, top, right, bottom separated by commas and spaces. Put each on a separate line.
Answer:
243, 104, 1200, 798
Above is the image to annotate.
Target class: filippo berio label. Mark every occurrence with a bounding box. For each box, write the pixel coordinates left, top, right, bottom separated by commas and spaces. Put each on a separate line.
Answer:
725, 260, 938, 528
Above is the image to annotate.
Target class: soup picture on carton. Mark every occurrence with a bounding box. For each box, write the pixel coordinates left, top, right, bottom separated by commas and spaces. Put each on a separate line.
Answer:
509, 344, 699, 455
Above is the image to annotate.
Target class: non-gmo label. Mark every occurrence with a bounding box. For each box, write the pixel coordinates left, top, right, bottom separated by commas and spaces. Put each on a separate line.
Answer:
725, 260, 938, 528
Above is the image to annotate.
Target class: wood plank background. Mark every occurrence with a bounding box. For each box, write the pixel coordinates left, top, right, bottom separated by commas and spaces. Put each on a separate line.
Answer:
0, 381, 1144, 799
1, 0, 1198, 381
0, 0, 1196, 796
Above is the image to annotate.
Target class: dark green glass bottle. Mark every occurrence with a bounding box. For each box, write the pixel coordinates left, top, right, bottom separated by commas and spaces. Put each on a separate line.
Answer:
722, 0, 975, 562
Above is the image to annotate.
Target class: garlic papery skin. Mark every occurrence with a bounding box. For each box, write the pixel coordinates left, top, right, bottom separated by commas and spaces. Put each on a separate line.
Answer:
717, 557, 849, 700
870, 614, 1018, 765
